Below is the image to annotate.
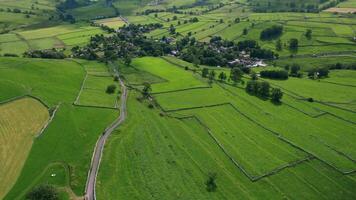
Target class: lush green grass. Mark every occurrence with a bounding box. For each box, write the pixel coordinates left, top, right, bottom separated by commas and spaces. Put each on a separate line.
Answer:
273, 56, 356, 71
0, 57, 119, 199
1, 24, 105, 54
0, 97, 49, 199
5, 104, 117, 199
337, 0, 356, 8
97, 91, 356, 200
131, 57, 209, 92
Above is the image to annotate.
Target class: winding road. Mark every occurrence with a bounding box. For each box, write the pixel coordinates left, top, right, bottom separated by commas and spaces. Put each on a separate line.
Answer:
84, 75, 128, 200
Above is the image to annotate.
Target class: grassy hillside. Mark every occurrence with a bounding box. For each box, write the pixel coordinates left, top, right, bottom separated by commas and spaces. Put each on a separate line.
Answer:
0, 57, 119, 199
93, 54, 356, 199
0, 97, 49, 199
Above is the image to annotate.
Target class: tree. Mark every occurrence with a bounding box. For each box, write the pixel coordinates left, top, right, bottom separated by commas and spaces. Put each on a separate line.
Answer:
230, 67, 243, 84
258, 81, 270, 98
208, 70, 216, 83
260, 25, 283, 40
202, 68, 209, 78
275, 39, 282, 51
246, 80, 258, 94
290, 63, 301, 77
251, 71, 258, 80
305, 29, 312, 40
242, 28, 248, 35
218, 71, 227, 82
169, 24, 176, 34
289, 38, 299, 51
271, 88, 283, 103
26, 184, 59, 200
206, 173, 217, 192
106, 84, 116, 94
142, 82, 152, 98
123, 55, 132, 66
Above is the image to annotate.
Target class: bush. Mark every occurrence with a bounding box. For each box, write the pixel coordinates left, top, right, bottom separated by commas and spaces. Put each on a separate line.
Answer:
271, 88, 283, 103
26, 184, 59, 200
260, 25, 283, 40
260, 70, 288, 80
3, 53, 19, 57
106, 84, 116, 94
206, 173, 217, 192
23, 49, 66, 59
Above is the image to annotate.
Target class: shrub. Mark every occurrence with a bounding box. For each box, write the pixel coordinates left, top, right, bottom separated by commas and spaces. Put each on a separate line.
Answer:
26, 184, 58, 200
106, 84, 116, 94
260, 25, 283, 40
271, 88, 283, 103
260, 70, 288, 80
206, 173, 217, 192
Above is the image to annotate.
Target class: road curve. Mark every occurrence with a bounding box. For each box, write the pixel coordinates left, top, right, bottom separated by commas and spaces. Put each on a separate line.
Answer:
84, 76, 128, 200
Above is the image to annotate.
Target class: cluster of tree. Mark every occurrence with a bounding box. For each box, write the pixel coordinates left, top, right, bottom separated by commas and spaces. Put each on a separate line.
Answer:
288, 63, 302, 77
73, 24, 277, 68
251, 1, 321, 13
72, 23, 168, 62
106, 84, 116, 94
307, 67, 329, 79
26, 184, 59, 200
246, 80, 283, 102
23, 49, 66, 59
289, 38, 298, 51
0, 7, 37, 16
260, 69, 289, 80
260, 25, 283, 40
56, 0, 79, 11
328, 62, 356, 70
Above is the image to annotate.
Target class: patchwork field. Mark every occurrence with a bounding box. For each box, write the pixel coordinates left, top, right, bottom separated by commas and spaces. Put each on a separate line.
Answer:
0, 97, 49, 199
0, 24, 106, 55
93, 53, 356, 199
1, 0, 356, 199
0, 57, 119, 199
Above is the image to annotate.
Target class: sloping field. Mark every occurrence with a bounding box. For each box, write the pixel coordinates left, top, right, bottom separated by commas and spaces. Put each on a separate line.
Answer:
96, 91, 356, 200
131, 57, 209, 93
75, 60, 119, 108
0, 57, 119, 199
0, 97, 49, 199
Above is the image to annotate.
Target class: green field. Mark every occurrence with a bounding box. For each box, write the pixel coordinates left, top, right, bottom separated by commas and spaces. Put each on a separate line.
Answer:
0, 97, 49, 199
1, 0, 356, 199
0, 57, 119, 199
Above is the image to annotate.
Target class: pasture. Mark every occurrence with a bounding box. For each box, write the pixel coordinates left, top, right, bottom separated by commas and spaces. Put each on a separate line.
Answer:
0, 97, 49, 199
97, 89, 356, 200
75, 60, 120, 109
0, 24, 106, 55
131, 57, 209, 93
94, 17, 126, 29
0, 57, 119, 199
94, 56, 356, 199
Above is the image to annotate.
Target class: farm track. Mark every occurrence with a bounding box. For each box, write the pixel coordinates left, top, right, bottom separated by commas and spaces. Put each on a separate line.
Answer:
84, 74, 127, 200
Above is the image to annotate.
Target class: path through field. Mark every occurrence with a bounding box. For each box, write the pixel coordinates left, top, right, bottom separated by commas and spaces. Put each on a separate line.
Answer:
84, 74, 127, 200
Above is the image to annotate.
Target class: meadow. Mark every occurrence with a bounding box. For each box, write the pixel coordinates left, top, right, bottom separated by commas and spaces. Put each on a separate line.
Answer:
0, 24, 106, 55
0, 57, 119, 199
1, 0, 356, 199
0, 97, 49, 199
100, 54, 356, 200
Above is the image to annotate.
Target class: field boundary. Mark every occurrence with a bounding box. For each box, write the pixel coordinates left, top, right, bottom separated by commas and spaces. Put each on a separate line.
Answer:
166, 113, 315, 181
35, 103, 61, 138
152, 92, 356, 175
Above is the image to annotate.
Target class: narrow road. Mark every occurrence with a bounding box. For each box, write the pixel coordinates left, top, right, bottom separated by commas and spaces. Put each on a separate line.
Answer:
84, 76, 127, 200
